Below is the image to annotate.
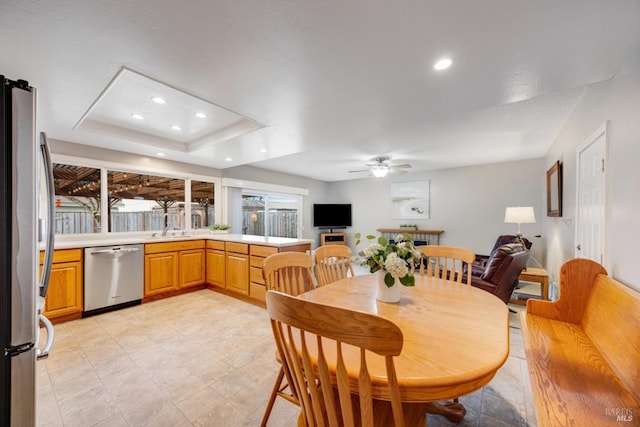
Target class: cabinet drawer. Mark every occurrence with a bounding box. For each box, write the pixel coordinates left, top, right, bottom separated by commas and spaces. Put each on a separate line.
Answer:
145, 240, 204, 254
225, 242, 248, 254
174, 240, 205, 251
250, 256, 266, 268
250, 245, 278, 257
206, 240, 226, 250
250, 266, 265, 285
145, 242, 177, 254
40, 248, 82, 264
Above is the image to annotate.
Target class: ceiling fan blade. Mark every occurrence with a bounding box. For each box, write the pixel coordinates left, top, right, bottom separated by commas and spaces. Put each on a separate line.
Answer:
390, 168, 408, 174
348, 169, 370, 173
391, 164, 412, 169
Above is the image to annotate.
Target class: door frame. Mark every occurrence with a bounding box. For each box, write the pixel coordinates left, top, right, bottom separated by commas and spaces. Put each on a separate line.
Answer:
574, 121, 609, 270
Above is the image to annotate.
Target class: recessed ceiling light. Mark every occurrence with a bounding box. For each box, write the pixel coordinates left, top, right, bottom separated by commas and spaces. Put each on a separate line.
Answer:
434, 58, 452, 71
156, 152, 165, 157
151, 97, 166, 104
259, 148, 267, 153
195, 112, 207, 119
131, 113, 145, 120
224, 157, 232, 162
171, 125, 182, 131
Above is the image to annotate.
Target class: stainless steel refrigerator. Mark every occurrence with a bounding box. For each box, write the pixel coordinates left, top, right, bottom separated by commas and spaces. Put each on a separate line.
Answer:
1, 76, 55, 426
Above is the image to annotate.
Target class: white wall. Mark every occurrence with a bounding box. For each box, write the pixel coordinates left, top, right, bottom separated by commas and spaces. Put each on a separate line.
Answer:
329, 158, 544, 258
543, 51, 640, 291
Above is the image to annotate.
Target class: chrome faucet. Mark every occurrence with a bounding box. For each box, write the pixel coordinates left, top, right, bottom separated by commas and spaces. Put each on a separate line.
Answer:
162, 213, 169, 236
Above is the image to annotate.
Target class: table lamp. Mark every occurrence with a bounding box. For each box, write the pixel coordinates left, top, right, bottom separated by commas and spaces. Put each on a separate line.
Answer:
504, 206, 536, 238
505, 206, 543, 270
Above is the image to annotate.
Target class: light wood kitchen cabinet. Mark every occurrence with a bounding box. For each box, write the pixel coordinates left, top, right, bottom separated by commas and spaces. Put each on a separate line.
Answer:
249, 245, 278, 301
206, 240, 226, 288
40, 249, 83, 322
179, 249, 205, 288
248, 243, 312, 302
225, 242, 249, 295
144, 240, 205, 298
144, 251, 179, 296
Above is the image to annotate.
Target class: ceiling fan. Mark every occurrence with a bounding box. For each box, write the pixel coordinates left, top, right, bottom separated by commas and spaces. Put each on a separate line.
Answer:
349, 157, 412, 178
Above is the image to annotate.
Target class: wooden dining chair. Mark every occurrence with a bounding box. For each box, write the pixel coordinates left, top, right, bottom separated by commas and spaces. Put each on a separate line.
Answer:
261, 251, 316, 427
262, 251, 316, 296
419, 245, 475, 286
418, 245, 475, 409
266, 290, 430, 427
313, 245, 355, 286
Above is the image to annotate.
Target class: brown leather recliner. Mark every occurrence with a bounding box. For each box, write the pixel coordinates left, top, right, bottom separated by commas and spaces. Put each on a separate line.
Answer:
471, 235, 532, 277
468, 243, 530, 304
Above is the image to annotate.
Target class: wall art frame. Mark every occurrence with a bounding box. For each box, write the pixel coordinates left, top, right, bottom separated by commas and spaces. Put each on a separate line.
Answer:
391, 180, 430, 220
546, 160, 563, 217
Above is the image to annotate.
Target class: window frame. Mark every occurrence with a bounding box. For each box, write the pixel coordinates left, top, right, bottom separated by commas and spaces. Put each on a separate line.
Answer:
221, 177, 307, 238
51, 154, 221, 236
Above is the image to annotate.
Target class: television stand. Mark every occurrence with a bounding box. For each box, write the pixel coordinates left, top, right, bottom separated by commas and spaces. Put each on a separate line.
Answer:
320, 232, 346, 246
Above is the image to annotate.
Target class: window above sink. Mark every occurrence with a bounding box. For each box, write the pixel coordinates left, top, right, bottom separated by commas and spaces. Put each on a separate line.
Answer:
52, 161, 217, 236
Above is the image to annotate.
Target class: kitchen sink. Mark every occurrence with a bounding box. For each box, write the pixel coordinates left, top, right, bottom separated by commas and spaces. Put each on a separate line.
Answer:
147, 233, 194, 240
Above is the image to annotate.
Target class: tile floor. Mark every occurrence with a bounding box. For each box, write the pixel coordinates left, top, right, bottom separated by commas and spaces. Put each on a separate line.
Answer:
36, 289, 537, 427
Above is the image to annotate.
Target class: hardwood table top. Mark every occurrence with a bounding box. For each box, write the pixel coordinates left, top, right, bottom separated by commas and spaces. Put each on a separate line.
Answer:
298, 274, 510, 402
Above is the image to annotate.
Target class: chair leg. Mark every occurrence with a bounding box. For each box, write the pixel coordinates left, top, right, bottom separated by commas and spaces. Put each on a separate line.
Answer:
261, 367, 286, 427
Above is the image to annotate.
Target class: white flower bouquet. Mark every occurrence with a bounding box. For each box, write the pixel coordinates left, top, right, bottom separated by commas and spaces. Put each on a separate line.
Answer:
355, 233, 423, 287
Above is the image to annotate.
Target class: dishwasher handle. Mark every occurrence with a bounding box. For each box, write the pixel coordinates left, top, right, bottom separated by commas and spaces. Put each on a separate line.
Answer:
89, 247, 141, 257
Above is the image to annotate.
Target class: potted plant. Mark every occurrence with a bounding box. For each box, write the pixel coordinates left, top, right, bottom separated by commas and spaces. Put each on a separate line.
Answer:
400, 224, 418, 231
355, 233, 423, 303
209, 223, 231, 234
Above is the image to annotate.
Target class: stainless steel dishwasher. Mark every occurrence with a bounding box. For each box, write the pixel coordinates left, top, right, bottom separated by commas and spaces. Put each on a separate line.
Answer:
84, 244, 144, 316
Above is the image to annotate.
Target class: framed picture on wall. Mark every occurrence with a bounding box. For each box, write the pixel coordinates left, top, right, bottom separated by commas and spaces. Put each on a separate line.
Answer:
546, 161, 563, 217
391, 180, 430, 219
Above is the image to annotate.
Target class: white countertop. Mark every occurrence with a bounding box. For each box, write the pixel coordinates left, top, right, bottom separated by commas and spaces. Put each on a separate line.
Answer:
43, 232, 313, 250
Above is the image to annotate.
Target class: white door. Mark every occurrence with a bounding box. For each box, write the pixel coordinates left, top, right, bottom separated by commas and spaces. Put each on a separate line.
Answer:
575, 123, 607, 265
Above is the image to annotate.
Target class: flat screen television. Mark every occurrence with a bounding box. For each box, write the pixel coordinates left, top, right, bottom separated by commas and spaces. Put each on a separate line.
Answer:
313, 204, 352, 228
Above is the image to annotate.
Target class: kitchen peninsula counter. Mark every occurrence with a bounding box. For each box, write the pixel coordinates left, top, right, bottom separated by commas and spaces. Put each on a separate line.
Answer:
40, 233, 313, 323
44, 233, 314, 250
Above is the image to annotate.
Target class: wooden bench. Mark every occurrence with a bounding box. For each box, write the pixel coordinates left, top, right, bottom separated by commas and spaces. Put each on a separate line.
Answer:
520, 258, 640, 426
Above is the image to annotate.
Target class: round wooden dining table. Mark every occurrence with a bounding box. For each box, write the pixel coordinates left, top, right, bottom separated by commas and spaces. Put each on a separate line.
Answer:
297, 273, 510, 420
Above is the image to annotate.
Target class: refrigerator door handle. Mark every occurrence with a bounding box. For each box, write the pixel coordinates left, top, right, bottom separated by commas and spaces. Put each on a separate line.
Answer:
39, 132, 55, 298
36, 313, 54, 359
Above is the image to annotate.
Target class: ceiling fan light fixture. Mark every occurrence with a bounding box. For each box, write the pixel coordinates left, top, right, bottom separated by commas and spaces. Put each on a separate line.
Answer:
434, 57, 452, 71
371, 166, 389, 178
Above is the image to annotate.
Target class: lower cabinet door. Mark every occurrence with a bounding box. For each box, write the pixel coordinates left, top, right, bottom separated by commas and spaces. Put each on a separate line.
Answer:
180, 249, 205, 288
226, 252, 249, 294
206, 249, 226, 288
144, 252, 179, 296
43, 261, 83, 319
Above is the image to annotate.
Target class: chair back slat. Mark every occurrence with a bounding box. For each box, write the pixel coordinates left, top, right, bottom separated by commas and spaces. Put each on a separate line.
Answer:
358, 350, 374, 426
420, 245, 475, 286
266, 291, 406, 427
263, 252, 316, 296
314, 245, 355, 286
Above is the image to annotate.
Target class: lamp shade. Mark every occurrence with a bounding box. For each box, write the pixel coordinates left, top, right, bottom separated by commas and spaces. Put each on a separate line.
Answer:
504, 206, 536, 224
